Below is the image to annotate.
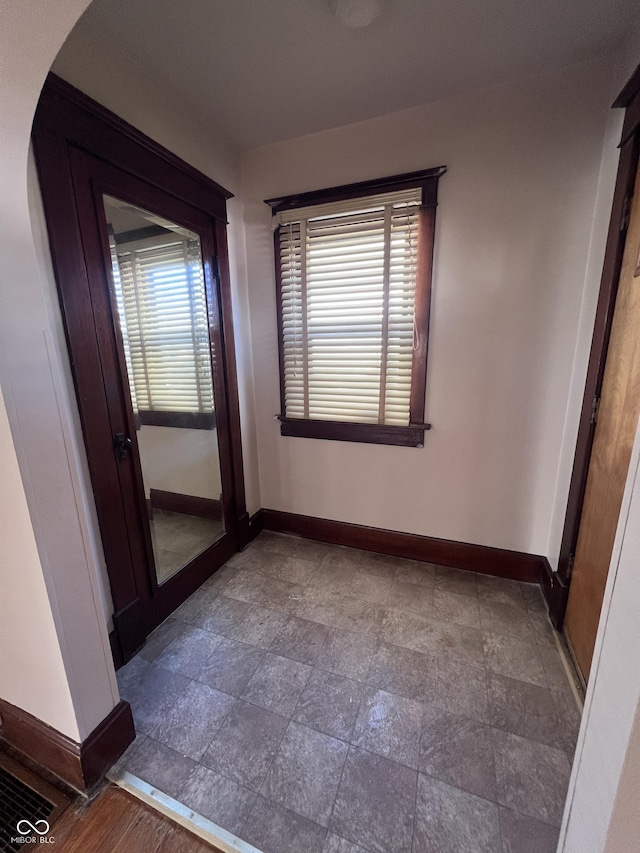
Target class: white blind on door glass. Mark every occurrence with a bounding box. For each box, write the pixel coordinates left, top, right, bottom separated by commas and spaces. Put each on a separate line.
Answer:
111, 236, 214, 414
276, 188, 421, 425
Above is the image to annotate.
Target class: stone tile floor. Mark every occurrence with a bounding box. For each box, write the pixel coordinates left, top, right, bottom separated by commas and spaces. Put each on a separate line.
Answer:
115, 531, 582, 853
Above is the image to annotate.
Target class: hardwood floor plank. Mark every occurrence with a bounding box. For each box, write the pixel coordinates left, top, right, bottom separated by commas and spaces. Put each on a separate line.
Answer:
52, 785, 223, 852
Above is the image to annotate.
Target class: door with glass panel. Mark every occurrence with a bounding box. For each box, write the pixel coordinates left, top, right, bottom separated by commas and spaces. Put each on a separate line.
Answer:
63, 148, 242, 661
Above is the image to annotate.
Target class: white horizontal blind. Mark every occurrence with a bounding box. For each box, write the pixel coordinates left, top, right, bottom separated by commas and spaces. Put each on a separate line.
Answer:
110, 235, 214, 415
277, 188, 421, 425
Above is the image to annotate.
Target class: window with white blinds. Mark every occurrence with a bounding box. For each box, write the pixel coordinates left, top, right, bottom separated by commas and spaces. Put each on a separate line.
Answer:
109, 231, 215, 428
275, 188, 422, 428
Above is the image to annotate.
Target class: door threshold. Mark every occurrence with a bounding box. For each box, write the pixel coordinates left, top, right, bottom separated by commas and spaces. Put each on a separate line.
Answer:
107, 767, 263, 853
553, 628, 585, 710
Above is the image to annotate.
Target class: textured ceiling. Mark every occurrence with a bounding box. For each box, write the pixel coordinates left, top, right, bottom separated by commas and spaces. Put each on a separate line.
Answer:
70, 0, 636, 149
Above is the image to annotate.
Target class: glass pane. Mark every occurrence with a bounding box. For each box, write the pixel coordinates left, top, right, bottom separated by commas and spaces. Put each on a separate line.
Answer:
103, 195, 224, 584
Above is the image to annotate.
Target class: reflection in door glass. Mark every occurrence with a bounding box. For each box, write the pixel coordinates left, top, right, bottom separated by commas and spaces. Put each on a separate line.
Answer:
103, 195, 224, 584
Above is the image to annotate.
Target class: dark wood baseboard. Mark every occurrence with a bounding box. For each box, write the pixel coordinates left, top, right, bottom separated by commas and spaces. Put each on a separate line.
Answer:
541, 558, 569, 630
0, 699, 135, 795
109, 629, 124, 671
149, 488, 222, 520
259, 509, 544, 584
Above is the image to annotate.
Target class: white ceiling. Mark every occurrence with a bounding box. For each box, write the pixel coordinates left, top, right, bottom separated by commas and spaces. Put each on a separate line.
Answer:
74, 0, 636, 150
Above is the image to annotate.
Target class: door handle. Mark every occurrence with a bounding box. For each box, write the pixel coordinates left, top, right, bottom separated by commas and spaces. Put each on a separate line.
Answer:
114, 432, 133, 460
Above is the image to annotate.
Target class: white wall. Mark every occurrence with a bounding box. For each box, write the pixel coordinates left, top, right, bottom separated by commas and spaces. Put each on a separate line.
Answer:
241, 58, 616, 557
0, 0, 115, 742
0, 386, 78, 738
138, 425, 222, 500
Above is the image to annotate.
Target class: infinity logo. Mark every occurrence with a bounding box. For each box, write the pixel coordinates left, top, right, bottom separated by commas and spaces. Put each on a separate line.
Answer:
16, 820, 50, 836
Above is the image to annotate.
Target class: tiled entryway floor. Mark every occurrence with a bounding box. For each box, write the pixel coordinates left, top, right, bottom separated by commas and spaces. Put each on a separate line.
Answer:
115, 532, 582, 853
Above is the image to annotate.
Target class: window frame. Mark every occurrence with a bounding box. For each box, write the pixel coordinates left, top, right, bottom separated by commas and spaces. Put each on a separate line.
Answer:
266, 167, 445, 447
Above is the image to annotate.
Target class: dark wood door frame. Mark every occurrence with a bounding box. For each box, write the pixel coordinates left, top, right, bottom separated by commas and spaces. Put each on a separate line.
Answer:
546, 64, 640, 628
32, 74, 249, 661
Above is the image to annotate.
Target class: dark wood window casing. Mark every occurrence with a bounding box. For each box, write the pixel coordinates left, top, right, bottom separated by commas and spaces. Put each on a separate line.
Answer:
266, 168, 445, 447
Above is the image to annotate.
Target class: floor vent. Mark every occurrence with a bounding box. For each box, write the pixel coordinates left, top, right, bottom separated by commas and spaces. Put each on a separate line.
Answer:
0, 755, 69, 852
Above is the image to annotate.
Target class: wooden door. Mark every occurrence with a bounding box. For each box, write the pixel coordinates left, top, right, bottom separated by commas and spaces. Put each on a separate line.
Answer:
565, 159, 640, 681
32, 76, 249, 665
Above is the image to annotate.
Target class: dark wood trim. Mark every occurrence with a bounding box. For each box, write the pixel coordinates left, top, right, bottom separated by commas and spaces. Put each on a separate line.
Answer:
265, 167, 446, 213
261, 509, 544, 583
149, 488, 222, 519
554, 71, 640, 629
138, 410, 216, 430
541, 558, 569, 630
248, 508, 266, 543
278, 417, 430, 447
614, 64, 640, 143
409, 205, 435, 424
109, 630, 124, 671
0, 700, 135, 795
40, 74, 232, 213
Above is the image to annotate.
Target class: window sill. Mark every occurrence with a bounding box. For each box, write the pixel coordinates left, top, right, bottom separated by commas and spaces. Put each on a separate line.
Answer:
278, 417, 430, 447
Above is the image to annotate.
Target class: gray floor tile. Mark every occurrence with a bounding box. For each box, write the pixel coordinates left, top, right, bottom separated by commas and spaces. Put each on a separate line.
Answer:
193, 594, 253, 636
538, 645, 573, 692
337, 599, 386, 637
321, 547, 363, 570
154, 624, 224, 678
382, 610, 484, 667
270, 616, 331, 665
349, 572, 393, 604
224, 571, 306, 613
293, 668, 363, 740
477, 575, 527, 609
307, 564, 357, 596
419, 705, 497, 800
120, 662, 190, 735
330, 746, 416, 853
229, 603, 289, 650
413, 774, 501, 853
196, 637, 265, 696
262, 721, 348, 827
239, 549, 290, 576
150, 680, 235, 760
201, 700, 288, 791
202, 562, 243, 594
242, 796, 327, 853
278, 536, 330, 563
316, 628, 376, 680
434, 565, 479, 598
528, 611, 559, 648
499, 806, 560, 853
386, 580, 434, 614
242, 652, 311, 716
357, 551, 400, 579
352, 687, 423, 769
123, 737, 195, 799
138, 619, 185, 662
393, 559, 436, 588
493, 729, 571, 826
367, 641, 437, 702
488, 672, 567, 749
295, 587, 348, 629
552, 690, 582, 754
432, 588, 481, 628
172, 585, 220, 627
483, 631, 547, 686
432, 660, 491, 723
179, 764, 255, 835
479, 600, 535, 641
521, 584, 548, 614
267, 556, 320, 585
323, 833, 368, 853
